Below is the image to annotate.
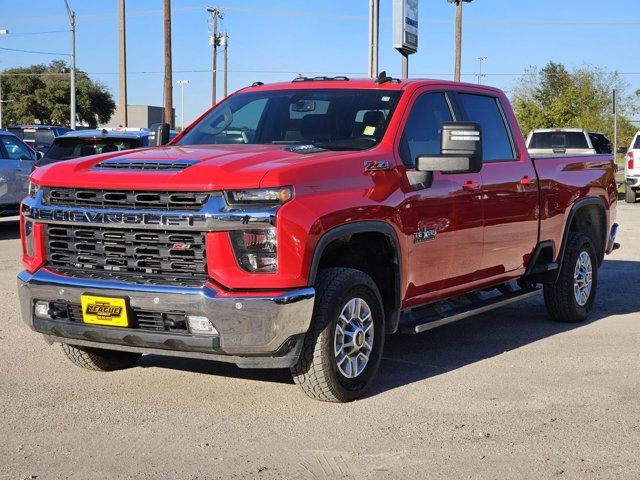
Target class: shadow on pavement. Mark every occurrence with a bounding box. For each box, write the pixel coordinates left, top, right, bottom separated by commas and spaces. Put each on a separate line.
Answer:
0, 219, 20, 240
135, 259, 638, 396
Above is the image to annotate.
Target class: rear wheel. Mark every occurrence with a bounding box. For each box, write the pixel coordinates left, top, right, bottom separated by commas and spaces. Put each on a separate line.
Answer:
543, 232, 597, 323
291, 268, 385, 402
61, 344, 141, 371
625, 185, 637, 204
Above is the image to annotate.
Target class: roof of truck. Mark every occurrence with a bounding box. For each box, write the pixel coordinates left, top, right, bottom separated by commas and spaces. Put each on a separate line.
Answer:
242, 77, 504, 95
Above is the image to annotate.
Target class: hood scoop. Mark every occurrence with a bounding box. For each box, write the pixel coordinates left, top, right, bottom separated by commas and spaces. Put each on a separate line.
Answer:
94, 158, 199, 171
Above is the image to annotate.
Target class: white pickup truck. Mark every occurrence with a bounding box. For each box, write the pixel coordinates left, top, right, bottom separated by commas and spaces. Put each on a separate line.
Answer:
526, 128, 612, 157
625, 131, 640, 203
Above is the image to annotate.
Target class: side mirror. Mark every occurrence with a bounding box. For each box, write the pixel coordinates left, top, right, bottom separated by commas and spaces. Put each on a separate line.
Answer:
416, 122, 483, 174
617, 146, 628, 155
153, 123, 171, 146
36, 151, 44, 161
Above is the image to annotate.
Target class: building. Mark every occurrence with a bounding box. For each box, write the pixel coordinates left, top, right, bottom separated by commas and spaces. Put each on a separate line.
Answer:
100, 105, 175, 129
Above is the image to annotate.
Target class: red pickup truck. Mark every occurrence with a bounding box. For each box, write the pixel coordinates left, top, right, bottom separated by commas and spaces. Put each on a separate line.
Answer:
19, 76, 618, 402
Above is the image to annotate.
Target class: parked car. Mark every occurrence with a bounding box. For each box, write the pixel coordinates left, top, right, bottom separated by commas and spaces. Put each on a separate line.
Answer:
0, 130, 37, 217
19, 77, 618, 402
35, 129, 154, 167
526, 128, 606, 156
7, 125, 73, 155
624, 131, 640, 203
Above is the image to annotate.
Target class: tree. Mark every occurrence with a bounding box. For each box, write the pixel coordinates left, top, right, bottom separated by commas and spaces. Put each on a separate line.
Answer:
0, 60, 115, 128
511, 61, 639, 148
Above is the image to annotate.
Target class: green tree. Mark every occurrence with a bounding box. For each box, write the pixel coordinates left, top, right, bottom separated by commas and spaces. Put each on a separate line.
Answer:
1, 60, 115, 128
511, 61, 639, 148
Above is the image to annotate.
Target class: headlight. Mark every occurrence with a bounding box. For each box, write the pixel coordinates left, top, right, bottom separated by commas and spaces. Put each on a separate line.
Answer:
28, 181, 40, 198
229, 228, 277, 273
226, 187, 293, 206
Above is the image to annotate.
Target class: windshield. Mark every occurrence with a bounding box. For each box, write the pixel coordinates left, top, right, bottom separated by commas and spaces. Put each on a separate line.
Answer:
177, 89, 402, 151
41, 137, 142, 165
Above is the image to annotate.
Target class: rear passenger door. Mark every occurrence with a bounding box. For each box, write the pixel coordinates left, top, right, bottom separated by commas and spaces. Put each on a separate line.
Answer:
457, 92, 538, 276
0, 135, 35, 205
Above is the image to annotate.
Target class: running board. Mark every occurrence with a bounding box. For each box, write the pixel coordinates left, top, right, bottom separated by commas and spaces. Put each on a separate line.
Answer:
401, 287, 542, 334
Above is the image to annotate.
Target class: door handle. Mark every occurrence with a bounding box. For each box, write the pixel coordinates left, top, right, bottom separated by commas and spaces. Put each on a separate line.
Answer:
462, 180, 480, 191
520, 175, 536, 185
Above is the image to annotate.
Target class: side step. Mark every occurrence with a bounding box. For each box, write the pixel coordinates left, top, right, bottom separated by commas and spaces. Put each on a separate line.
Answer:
401, 287, 542, 334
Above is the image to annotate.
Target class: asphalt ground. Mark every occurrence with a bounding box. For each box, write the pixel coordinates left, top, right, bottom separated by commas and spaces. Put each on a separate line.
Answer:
1, 204, 638, 479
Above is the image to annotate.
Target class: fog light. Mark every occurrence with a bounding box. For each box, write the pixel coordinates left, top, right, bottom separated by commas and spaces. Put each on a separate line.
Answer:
186, 316, 218, 335
34, 301, 51, 319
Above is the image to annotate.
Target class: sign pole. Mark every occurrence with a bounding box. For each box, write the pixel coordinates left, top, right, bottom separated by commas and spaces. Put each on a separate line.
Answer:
393, 0, 418, 79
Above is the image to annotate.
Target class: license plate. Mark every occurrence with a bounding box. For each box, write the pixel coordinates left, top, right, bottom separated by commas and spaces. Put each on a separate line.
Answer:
81, 295, 129, 327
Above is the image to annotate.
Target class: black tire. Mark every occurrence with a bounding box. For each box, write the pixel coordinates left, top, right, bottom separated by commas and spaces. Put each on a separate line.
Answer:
543, 232, 597, 323
291, 268, 385, 402
625, 185, 637, 204
61, 344, 141, 371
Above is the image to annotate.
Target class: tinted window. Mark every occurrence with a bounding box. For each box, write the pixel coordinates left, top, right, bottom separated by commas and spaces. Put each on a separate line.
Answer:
529, 131, 589, 149
0, 135, 33, 160
459, 94, 515, 161
42, 137, 141, 164
632, 135, 640, 150
177, 89, 402, 151
399, 93, 453, 167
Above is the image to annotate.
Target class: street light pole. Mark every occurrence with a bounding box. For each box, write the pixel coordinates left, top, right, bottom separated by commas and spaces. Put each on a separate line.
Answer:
176, 80, 188, 130
477, 56, 487, 84
63, 0, 76, 129
368, 0, 380, 78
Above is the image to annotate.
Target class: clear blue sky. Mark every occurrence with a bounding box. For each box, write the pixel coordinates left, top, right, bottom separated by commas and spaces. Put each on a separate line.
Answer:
1, 0, 638, 124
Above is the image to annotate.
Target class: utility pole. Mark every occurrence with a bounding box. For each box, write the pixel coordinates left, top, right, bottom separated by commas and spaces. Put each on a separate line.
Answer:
118, 0, 128, 126
0, 29, 8, 130
613, 89, 618, 161
176, 80, 188, 130
163, 0, 173, 128
207, 7, 222, 106
448, 0, 473, 82
477, 56, 486, 84
368, 0, 380, 78
222, 32, 228, 97
63, 0, 76, 129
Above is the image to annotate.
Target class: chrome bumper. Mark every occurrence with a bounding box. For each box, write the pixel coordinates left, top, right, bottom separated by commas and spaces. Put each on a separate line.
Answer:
17, 269, 315, 368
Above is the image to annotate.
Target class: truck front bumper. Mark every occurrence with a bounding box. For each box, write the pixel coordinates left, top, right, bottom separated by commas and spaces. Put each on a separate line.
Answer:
17, 269, 315, 369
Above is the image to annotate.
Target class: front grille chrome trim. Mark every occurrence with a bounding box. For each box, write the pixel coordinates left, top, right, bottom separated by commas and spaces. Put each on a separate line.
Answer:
22, 192, 278, 232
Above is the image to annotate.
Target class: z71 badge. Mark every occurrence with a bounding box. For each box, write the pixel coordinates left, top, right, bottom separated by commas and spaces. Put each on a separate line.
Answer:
413, 227, 437, 244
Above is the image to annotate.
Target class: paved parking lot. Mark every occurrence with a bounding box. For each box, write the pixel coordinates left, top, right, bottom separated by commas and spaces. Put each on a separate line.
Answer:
1, 205, 639, 479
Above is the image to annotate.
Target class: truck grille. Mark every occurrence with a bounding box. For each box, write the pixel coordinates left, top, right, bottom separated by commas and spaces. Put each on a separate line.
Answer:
45, 225, 208, 287
42, 187, 212, 211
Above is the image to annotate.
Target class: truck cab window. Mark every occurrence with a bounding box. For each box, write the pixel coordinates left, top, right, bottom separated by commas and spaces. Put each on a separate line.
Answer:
399, 93, 453, 168
458, 93, 515, 161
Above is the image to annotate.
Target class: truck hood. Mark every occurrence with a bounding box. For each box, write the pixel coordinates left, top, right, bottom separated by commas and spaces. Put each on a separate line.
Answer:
31, 144, 338, 190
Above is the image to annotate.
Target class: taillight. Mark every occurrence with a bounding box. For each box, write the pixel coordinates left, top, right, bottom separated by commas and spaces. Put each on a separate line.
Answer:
628, 151, 635, 170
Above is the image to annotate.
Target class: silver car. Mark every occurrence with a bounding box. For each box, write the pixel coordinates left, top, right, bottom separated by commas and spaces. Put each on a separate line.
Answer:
0, 131, 37, 217
526, 128, 598, 157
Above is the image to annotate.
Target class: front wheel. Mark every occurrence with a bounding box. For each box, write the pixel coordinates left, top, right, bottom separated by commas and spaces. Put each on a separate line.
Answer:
625, 185, 637, 204
543, 232, 597, 323
291, 268, 385, 402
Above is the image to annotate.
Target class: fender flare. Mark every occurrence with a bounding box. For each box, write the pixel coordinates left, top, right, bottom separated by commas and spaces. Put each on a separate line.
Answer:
560, 196, 607, 263
307, 221, 403, 334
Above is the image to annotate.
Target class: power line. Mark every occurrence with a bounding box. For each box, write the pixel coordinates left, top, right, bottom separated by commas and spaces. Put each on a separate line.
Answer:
0, 30, 68, 37
1, 69, 640, 78
0, 46, 70, 56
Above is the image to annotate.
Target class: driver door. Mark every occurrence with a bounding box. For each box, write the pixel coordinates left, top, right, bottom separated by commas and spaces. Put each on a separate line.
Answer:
397, 90, 484, 304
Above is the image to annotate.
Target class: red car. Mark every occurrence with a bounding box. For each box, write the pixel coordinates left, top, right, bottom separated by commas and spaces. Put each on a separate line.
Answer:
19, 76, 618, 402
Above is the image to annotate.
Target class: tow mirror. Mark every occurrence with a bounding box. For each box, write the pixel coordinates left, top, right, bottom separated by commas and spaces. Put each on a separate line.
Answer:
416, 122, 483, 174
153, 123, 171, 146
